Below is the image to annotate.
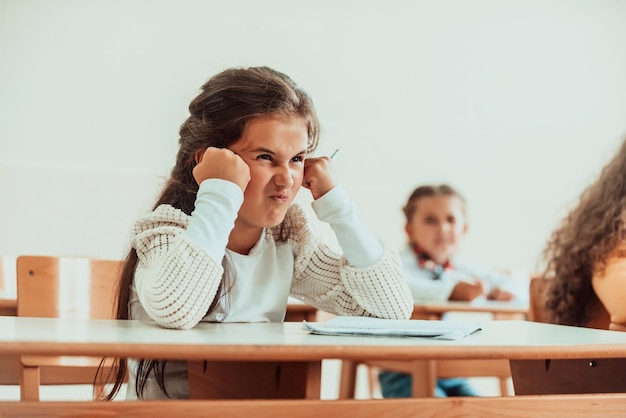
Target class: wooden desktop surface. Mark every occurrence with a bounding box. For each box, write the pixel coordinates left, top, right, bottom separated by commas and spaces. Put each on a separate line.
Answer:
2, 317, 626, 417
0, 299, 316, 386
1, 317, 626, 361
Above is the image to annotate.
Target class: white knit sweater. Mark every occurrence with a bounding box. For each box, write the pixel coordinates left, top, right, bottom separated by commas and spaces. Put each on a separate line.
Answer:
126, 179, 413, 399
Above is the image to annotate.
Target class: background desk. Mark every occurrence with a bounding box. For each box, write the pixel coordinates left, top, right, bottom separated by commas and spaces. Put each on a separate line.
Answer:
0, 289, 16, 316
411, 299, 529, 320
1, 317, 626, 417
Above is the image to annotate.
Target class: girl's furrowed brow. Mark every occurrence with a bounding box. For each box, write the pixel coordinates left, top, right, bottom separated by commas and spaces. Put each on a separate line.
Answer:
250, 147, 275, 155
250, 148, 308, 158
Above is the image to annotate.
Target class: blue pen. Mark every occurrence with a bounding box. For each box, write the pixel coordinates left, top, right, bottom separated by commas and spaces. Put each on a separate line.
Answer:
330, 149, 340, 160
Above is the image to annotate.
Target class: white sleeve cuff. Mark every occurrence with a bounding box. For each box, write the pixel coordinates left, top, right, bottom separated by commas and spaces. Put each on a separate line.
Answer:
182, 179, 243, 260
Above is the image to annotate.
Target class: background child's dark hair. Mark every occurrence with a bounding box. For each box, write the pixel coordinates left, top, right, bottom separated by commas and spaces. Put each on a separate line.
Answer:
402, 184, 466, 223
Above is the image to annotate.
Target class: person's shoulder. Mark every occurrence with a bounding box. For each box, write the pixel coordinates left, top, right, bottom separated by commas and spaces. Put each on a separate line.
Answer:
268, 203, 311, 242
283, 203, 309, 227
132, 204, 189, 235
397, 246, 432, 277
397, 245, 415, 264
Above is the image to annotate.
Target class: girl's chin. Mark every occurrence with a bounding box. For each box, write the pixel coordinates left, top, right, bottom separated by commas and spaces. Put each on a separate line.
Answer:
265, 213, 289, 228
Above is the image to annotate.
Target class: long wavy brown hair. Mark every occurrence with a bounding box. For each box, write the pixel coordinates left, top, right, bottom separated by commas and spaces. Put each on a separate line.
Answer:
542, 137, 626, 327
96, 66, 320, 400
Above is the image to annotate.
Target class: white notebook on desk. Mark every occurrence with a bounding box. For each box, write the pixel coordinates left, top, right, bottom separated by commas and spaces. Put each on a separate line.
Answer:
302, 316, 481, 340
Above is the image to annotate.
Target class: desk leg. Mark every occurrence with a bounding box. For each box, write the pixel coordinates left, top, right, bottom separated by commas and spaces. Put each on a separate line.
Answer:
188, 360, 321, 400
411, 360, 436, 398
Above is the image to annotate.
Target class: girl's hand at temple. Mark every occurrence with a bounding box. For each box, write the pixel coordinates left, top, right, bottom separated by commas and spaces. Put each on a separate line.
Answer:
302, 156, 337, 200
193, 147, 251, 192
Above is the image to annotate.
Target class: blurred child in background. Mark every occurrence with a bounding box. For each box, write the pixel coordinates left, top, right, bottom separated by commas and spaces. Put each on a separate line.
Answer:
379, 184, 528, 398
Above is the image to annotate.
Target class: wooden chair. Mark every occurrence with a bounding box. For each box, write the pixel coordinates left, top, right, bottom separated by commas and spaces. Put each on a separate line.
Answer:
527, 275, 553, 323
16, 255, 123, 401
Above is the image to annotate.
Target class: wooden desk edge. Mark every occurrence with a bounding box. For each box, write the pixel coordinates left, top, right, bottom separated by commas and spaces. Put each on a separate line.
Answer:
3, 341, 626, 361
1, 394, 626, 418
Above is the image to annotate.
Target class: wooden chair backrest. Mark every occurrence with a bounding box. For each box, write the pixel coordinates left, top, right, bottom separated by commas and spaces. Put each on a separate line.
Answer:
16, 256, 122, 319
527, 275, 553, 323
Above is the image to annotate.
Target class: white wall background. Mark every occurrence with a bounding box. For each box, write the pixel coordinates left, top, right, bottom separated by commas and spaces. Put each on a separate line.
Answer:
2, 0, 626, 279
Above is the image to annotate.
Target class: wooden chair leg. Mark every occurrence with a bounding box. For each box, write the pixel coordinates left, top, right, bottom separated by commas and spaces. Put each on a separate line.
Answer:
499, 377, 510, 396
20, 363, 40, 401
368, 365, 382, 398
338, 360, 358, 399
411, 360, 437, 398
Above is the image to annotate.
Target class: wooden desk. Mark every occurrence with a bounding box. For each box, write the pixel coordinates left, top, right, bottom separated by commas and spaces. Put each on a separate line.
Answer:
10, 317, 626, 361
1, 317, 626, 417
0, 299, 316, 387
412, 299, 529, 320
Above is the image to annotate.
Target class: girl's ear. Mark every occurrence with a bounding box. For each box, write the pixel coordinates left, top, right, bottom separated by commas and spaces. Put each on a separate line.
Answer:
194, 149, 206, 164
404, 222, 413, 237
462, 223, 469, 236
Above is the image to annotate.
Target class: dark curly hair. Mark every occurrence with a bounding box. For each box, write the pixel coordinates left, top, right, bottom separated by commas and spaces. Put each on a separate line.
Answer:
542, 137, 626, 326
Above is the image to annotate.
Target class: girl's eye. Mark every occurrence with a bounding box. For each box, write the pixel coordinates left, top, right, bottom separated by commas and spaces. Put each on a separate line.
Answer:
257, 154, 272, 161
291, 156, 304, 163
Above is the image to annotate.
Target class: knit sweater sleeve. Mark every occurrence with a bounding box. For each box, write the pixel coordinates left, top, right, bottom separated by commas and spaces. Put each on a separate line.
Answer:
283, 203, 414, 320
130, 180, 242, 330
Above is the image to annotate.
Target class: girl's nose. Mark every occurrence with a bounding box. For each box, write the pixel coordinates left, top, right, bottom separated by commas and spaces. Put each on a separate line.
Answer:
439, 222, 451, 233
273, 166, 294, 189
